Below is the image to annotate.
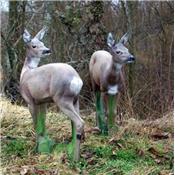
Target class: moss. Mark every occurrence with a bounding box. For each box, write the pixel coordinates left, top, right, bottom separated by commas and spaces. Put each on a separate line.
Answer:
2, 138, 30, 157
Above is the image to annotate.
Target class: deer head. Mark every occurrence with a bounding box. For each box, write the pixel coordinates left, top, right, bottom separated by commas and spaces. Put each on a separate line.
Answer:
107, 32, 135, 64
23, 26, 51, 59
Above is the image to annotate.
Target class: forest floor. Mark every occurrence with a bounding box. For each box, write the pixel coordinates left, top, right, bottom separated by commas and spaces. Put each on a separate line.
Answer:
1, 97, 174, 175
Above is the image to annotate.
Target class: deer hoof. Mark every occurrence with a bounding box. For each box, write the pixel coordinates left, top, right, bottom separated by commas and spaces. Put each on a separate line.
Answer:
37, 136, 54, 153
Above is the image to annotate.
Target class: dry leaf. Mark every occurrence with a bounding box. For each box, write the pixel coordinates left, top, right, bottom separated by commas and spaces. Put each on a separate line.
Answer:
159, 170, 173, 175
136, 149, 145, 156
154, 158, 161, 164
20, 166, 30, 175
85, 127, 101, 134
148, 147, 163, 158
151, 131, 169, 140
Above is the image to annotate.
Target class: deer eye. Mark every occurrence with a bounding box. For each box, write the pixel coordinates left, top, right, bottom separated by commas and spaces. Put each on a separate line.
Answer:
32, 45, 36, 48
116, 51, 121, 54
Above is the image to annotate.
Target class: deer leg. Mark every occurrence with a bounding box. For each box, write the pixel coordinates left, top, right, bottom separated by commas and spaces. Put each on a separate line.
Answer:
55, 96, 84, 161
103, 93, 108, 117
28, 104, 36, 125
21, 90, 51, 153
107, 94, 117, 131
102, 93, 109, 133
95, 91, 108, 135
29, 104, 53, 153
69, 120, 77, 160
22, 89, 53, 153
74, 97, 85, 140
95, 91, 101, 128
91, 79, 105, 133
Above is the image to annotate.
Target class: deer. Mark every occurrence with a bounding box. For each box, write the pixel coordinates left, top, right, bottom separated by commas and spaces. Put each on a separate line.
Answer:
89, 32, 135, 135
20, 27, 84, 161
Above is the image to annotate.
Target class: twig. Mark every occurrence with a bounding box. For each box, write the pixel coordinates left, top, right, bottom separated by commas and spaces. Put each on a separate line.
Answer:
14, 3, 45, 47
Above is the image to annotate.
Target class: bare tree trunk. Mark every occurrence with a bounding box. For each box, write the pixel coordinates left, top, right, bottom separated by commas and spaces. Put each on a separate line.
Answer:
2, 1, 26, 102
125, 1, 137, 97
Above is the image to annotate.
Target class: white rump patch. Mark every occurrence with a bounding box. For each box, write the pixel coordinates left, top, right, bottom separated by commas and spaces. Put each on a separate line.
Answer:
108, 85, 118, 95
70, 76, 83, 95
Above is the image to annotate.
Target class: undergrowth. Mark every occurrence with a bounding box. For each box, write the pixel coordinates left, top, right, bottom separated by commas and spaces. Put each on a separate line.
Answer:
1, 98, 173, 175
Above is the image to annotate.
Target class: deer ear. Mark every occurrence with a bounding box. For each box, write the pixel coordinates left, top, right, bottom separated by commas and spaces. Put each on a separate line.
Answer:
35, 26, 48, 40
119, 33, 129, 45
23, 29, 31, 43
107, 33, 115, 48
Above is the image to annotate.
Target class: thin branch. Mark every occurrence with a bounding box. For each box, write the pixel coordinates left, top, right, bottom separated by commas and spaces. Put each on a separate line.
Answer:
13, 3, 45, 47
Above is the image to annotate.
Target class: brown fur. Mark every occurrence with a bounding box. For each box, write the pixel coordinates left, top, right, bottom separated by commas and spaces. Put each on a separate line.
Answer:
89, 50, 122, 93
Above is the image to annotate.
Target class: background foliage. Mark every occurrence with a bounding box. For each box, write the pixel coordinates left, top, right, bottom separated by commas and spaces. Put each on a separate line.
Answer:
1, 1, 174, 119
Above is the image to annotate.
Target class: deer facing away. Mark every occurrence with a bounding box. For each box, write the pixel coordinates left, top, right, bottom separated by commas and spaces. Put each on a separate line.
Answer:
20, 27, 84, 161
89, 33, 135, 134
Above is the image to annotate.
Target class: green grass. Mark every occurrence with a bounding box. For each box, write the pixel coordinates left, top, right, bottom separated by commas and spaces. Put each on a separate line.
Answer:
2, 141, 173, 174
81, 139, 156, 175
1, 121, 173, 175
2, 138, 31, 157
1, 98, 173, 175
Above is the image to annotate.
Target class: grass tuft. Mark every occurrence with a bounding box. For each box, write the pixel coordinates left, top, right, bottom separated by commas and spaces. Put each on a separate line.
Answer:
2, 138, 29, 157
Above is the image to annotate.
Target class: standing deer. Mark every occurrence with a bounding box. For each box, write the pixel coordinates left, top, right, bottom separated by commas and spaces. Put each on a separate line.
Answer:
89, 33, 135, 134
20, 27, 84, 161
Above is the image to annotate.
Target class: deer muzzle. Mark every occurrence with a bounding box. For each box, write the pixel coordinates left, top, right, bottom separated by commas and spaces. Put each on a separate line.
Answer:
42, 49, 51, 55
127, 55, 135, 63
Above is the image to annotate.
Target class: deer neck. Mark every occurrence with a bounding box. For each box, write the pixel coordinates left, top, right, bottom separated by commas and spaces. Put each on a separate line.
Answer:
109, 51, 123, 74
105, 60, 123, 87
24, 56, 41, 69
107, 61, 122, 78
113, 62, 123, 73
20, 56, 40, 81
